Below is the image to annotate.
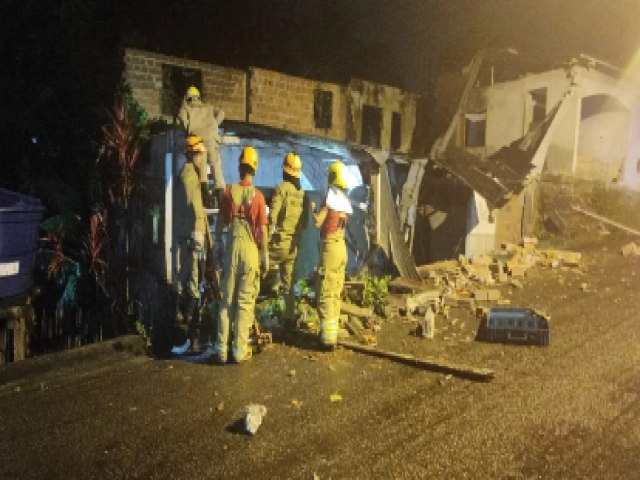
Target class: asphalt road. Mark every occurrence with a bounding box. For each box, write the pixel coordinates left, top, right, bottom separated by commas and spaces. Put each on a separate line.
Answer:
1, 246, 639, 479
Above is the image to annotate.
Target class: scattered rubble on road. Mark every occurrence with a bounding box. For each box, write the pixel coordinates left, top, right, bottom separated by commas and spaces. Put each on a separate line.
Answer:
621, 242, 640, 256
244, 404, 267, 435
394, 240, 584, 325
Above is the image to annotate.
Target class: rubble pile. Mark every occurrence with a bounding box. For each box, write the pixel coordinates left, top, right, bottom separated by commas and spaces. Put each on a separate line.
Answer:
395, 237, 583, 321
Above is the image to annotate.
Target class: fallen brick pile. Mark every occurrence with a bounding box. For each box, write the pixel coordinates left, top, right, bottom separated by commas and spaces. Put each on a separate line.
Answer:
393, 237, 583, 319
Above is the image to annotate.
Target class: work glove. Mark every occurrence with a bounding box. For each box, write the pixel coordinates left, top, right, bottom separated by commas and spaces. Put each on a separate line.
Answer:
260, 251, 269, 279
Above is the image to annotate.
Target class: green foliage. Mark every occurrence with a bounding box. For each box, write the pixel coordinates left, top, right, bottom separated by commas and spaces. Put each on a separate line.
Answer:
295, 279, 312, 296
361, 273, 390, 317
135, 320, 152, 350
257, 296, 285, 325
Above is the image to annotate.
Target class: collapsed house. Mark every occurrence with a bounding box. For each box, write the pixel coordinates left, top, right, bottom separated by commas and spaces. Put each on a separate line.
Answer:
122, 48, 421, 328
402, 50, 640, 264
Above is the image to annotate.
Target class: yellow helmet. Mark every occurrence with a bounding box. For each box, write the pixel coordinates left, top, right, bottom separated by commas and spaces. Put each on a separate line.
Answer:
239, 146, 258, 171
186, 85, 200, 99
328, 161, 348, 189
283, 152, 302, 178
185, 135, 206, 154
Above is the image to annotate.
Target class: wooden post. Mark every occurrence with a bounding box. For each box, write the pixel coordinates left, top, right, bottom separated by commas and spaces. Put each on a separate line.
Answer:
337, 340, 494, 382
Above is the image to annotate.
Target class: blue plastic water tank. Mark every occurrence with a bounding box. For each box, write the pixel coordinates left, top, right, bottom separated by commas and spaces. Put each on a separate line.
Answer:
0, 188, 45, 299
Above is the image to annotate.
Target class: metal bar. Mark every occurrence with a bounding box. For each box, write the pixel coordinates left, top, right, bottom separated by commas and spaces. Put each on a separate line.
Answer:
571, 205, 640, 237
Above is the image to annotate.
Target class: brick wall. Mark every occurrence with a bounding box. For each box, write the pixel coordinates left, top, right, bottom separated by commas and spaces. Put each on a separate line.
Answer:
124, 48, 418, 153
123, 48, 246, 121
247, 67, 347, 141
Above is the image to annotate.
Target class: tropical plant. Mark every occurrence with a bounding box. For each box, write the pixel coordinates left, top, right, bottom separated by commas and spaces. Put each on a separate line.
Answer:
361, 273, 390, 317
96, 84, 148, 331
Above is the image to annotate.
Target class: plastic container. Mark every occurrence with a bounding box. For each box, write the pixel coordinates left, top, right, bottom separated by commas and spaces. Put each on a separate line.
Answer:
0, 188, 45, 298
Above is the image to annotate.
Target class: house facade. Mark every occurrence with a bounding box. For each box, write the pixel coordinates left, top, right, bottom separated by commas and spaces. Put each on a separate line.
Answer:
412, 54, 640, 263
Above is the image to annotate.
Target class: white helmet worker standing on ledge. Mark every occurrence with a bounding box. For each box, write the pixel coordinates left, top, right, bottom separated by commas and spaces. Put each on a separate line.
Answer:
178, 85, 226, 204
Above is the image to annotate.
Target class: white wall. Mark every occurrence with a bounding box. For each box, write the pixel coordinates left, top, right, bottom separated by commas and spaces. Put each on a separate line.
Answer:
465, 191, 496, 257
544, 93, 580, 175
485, 69, 571, 157
577, 110, 630, 180
482, 67, 640, 187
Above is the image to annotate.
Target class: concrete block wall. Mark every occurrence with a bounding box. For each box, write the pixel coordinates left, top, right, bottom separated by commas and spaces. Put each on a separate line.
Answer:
247, 67, 347, 141
124, 48, 246, 121
347, 79, 418, 153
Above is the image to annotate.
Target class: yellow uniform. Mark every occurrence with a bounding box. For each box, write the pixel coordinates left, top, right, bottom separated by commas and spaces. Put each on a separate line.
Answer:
265, 181, 305, 325
215, 181, 267, 362
176, 162, 206, 298
178, 98, 225, 190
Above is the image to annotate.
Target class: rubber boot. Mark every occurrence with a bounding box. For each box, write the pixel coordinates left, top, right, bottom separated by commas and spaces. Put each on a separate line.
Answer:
172, 296, 197, 355
184, 296, 200, 351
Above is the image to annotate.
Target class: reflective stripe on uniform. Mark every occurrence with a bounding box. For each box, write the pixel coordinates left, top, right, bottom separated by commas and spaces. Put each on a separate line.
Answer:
320, 318, 338, 346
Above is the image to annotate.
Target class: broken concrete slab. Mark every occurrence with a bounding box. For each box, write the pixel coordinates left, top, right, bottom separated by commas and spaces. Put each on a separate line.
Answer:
406, 290, 442, 313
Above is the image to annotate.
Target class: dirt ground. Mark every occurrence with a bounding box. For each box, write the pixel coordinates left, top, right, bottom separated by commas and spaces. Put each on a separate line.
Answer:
1, 230, 640, 479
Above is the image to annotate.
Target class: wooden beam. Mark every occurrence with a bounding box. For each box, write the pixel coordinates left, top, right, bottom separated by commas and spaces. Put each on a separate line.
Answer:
337, 340, 494, 382
340, 302, 374, 318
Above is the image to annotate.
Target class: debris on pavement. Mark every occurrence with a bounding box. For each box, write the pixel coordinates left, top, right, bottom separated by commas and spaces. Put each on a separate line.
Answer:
621, 242, 640, 256
330, 393, 343, 402
244, 404, 267, 435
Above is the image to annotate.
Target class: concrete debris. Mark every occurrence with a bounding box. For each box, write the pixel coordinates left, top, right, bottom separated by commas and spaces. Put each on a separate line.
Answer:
473, 289, 501, 301
406, 290, 441, 313
621, 242, 640, 257
417, 307, 435, 339
409, 242, 583, 320
244, 404, 267, 435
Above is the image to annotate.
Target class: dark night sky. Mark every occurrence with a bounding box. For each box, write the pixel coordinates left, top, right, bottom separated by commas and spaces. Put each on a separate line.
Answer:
3, 0, 640, 198
120, 0, 640, 91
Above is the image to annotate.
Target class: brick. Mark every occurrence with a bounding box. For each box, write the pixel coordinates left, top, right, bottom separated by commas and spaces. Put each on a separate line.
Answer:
486, 289, 501, 301
509, 265, 528, 277
474, 290, 489, 301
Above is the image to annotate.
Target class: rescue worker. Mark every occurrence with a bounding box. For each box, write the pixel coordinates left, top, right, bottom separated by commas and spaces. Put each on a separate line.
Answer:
214, 146, 269, 363
311, 161, 352, 349
263, 152, 305, 330
177, 85, 225, 203
172, 135, 208, 354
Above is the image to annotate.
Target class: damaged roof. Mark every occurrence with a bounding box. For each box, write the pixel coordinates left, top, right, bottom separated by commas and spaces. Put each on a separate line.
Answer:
436, 100, 561, 208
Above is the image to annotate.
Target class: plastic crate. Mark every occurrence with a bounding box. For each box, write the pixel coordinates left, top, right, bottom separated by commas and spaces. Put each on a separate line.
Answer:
479, 307, 550, 346
0, 188, 45, 298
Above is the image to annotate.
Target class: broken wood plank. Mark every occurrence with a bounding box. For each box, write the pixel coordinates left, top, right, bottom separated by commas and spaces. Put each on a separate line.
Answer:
340, 302, 374, 318
345, 316, 367, 344
389, 277, 429, 292
337, 340, 494, 382
571, 205, 640, 237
